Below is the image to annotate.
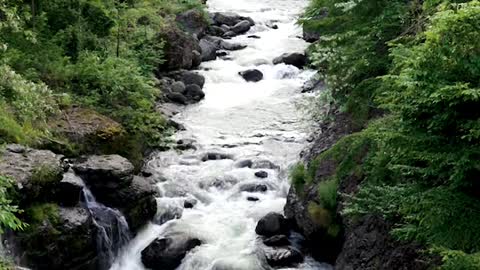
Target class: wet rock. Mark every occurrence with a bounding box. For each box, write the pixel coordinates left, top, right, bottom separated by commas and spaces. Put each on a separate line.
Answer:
263, 235, 290, 247
176, 139, 197, 151
167, 92, 188, 105
201, 152, 233, 161
248, 35, 261, 39
208, 25, 227, 36
0, 145, 64, 205
158, 26, 200, 70
171, 81, 186, 93
119, 176, 158, 232
200, 39, 218, 61
223, 31, 237, 38
72, 155, 134, 193
230, 20, 251, 35
252, 159, 280, 170
184, 198, 197, 209
265, 247, 303, 267
216, 50, 228, 57
239, 69, 263, 82
168, 70, 206, 89
17, 206, 97, 270
57, 171, 84, 206
176, 9, 209, 38
49, 107, 124, 155
184, 84, 206, 102
301, 75, 324, 93
239, 183, 268, 193
247, 196, 259, 202
255, 212, 290, 237
192, 50, 202, 67
273, 53, 307, 69
254, 171, 268, 178
221, 42, 247, 51
169, 119, 186, 131
303, 28, 320, 42
212, 12, 255, 27
153, 201, 183, 225
141, 235, 202, 270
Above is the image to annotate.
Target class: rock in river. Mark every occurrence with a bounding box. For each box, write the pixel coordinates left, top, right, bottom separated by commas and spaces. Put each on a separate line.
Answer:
239, 69, 263, 82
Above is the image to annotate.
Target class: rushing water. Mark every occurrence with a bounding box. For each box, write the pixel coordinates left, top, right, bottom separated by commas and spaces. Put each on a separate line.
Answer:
111, 0, 331, 269
62, 171, 131, 270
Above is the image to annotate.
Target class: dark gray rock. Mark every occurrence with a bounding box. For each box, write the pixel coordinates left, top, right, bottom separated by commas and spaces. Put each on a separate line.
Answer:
239, 69, 263, 82
239, 183, 268, 193
212, 12, 254, 27
169, 70, 206, 89
263, 235, 290, 247
158, 26, 200, 70
235, 159, 253, 168
303, 28, 320, 42
192, 50, 202, 67
57, 171, 84, 206
248, 35, 261, 39
17, 206, 97, 270
230, 20, 251, 34
200, 39, 218, 61
247, 196, 259, 202
265, 247, 303, 267
252, 159, 279, 170
176, 9, 209, 38
254, 171, 268, 178
0, 145, 64, 205
184, 84, 206, 102
255, 212, 289, 237
141, 235, 202, 270
167, 92, 188, 105
72, 155, 134, 193
273, 53, 307, 69
171, 81, 186, 93
184, 198, 197, 209
201, 152, 233, 161
208, 25, 227, 36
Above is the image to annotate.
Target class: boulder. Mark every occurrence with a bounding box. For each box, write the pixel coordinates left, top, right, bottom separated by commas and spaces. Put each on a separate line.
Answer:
248, 35, 261, 39
72, 155, 134, 196
57, 171, 85, 207
17, 206, 97, 270
119, 176, 158, 232
192, 50, 202, 67
263, 235, 290, 247
168, 70, 206, 89
239, 69, 263, 82
208, 25, 227, 36
255, 212, 290, 237
254, 171, 268, 178
49, 107, 124, 155
273, 53, 307, 69
184, 198, 197, 209
141, 235, 202, 270
201, 152, 233, 161
265, 247, 303, 267
171, 81, 186, 93
303, 28, 320, 42
176, 9, 209, 38
184, 84, 206, 103
167, 92, 188, 105
0, 144, 64, 205
252, 159, 279, 170
200, 39, 218, 61
239, 183, 268, 193
230, 20, 251, 34
212, 12, 254, 27
247, 196, 259, 202
158, 26, 201, 70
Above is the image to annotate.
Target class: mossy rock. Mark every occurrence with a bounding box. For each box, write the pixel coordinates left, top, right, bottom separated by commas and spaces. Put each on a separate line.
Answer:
17, 205, 97, 270
49, 107, 126, 156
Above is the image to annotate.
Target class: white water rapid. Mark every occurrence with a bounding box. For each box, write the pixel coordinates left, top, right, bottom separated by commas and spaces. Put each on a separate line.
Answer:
111, 0, 331, 269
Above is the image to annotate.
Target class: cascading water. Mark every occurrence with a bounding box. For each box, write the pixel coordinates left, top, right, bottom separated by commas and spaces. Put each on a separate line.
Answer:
111, 0, 331, 269
65, 171, 131, 270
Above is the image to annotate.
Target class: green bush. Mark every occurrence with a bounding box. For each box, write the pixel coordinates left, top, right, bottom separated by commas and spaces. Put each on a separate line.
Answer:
0, 175, 26, 233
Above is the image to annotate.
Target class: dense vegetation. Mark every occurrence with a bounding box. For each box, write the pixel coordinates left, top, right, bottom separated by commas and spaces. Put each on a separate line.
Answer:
0, 0, 203, 245
298, 0, 480, 268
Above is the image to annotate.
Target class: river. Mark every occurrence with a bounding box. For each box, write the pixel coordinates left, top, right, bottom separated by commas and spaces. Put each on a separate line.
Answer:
110, 0, 331, 269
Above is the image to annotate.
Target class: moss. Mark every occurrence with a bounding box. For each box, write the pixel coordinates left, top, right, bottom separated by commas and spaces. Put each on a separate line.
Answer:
25, 203, 60, 226
30, 165, 63, 185
317, 178, 339, 211
290, 163, 308, 195
0, 257, 14, 270
308, 202, 341, 238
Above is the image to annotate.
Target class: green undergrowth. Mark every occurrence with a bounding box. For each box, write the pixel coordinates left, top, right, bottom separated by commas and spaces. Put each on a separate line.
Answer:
300, 0, 480, 268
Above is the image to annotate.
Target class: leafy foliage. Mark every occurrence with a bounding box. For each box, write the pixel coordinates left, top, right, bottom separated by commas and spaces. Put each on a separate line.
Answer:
302, 0, 480, 268
0, 175, 26, 233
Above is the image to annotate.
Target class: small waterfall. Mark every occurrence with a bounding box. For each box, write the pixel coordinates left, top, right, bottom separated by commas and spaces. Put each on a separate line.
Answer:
80, 181, 131, 270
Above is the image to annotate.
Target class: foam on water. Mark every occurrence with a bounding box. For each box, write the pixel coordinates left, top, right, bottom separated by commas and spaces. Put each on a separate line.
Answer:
110, 0, 331, 269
